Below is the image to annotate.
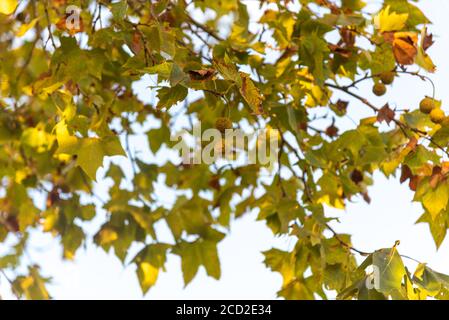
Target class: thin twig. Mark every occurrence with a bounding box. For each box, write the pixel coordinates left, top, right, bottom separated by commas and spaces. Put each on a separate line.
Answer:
324, 82, 449, 157
44, 1, 57, 50
185, 14, 224, 42
324, 223, 371, 256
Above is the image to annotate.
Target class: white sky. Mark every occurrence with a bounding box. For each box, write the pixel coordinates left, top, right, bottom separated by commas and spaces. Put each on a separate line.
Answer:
1, 0, 449, 300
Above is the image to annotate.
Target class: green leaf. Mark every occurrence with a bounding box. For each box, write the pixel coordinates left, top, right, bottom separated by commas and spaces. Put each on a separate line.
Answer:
372, 248, 406, 295
13, 266, 50, 300
147, 124, 171, 154
422, 182, 449, 220
213, 54, 241, 84
431, 126, 449, 146
55, 120, 79, 155
76, 138, 105, 181
156, 85, 188, 109
299, 33, 330, 85
413, 264, 449, 296
76, 137, 126, 181
384, 0, 430, 27
133, 244, 170, 294
111, 1, 128, 21
173, 239, 222, 286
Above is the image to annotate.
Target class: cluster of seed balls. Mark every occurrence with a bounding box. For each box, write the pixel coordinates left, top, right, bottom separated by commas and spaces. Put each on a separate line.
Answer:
373, 71, 445, 125
372, 71, 395, 97
419, 97, 445, 124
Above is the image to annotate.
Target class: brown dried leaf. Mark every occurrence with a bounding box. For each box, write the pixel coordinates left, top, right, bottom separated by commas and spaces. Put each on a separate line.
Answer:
240, 72, 264, 115
328, 44, 352, 58
400, 165, 412, 184
339, 27, 355, 47
336, 99, 349, 112
392, 32, 418, 65
429, 166, 443, 189
422, 33, 434, 51
131, 31, 143, 55
188, 68, 217, 81
377, 104, 395, 124
409, 176, 419, 191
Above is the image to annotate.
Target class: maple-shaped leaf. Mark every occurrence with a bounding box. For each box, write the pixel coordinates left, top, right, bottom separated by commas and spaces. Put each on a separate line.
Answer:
76, 136, 126, 181
373, 247, 406, 294
377, 104, 395, 124
239, 72, 264, 115
385, 32, 418, 65
374, 6, 408, 33
336, 99, 348, 112
213, 54, 241, 84
422, 182, 449, 220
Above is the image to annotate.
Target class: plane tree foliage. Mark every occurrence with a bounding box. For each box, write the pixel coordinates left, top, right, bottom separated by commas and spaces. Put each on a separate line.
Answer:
0, 0, 449, 300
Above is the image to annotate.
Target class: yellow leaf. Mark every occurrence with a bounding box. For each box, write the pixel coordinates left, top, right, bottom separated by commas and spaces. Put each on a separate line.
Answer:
0, 0, 18, 15
416, 47, 436, 73
374, 6, 408, 33
416, 28, 436, 73
138, 262, 159, 294
95, 227, 118, 245
15, 168, 31, 183
317, 194, 345, 209
239, 72, 264, 115
54, 120, 79, 155
38, 81, 64, 100
17, 18, 39, 37
42, 209, 59, 232
422, 182, 449, 220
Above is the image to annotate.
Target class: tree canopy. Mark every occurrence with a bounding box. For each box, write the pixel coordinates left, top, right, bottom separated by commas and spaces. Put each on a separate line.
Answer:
0, 0, 449, 300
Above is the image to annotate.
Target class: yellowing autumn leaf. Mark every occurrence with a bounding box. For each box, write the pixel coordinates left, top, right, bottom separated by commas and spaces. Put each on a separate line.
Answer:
416, 27, 436, 72
137, 262, 159, 294
384, 31, 418, 65
374, 6, 408, 33
422, 182, 449, 220
239, 72, 264, 115
16, 18, 39, 37
393, 32, 418, 65
416, 47, 436, 72
76, 136, 126, 181
0, 0, 18, 15
54, 120, 79, 155
95, 226, 118, 245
